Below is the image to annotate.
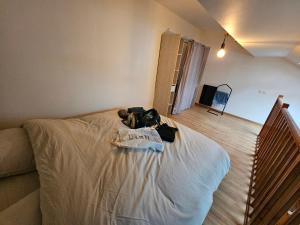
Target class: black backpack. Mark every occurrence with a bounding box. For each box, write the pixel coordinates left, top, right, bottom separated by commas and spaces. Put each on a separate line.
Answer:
141, 109, 161, 128
121, 108, 161, 129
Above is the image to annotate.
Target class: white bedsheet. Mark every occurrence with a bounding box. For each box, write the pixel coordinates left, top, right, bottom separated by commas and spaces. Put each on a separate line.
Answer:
23, 110, 230, 225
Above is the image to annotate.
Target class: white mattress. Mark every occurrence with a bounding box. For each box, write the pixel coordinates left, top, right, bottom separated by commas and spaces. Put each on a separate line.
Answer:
19, 110, 230, 225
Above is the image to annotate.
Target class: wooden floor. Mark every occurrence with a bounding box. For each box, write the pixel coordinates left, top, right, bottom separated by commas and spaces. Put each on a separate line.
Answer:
170, 106, 261, 225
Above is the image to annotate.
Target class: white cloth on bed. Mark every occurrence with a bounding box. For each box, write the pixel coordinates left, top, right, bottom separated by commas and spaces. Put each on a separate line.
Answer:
112, 127, 164, 152
23, 110, 230, 225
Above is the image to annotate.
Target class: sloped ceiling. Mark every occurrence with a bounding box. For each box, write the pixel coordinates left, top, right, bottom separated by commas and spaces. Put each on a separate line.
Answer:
198, 0, 300, 65
155, 0, 223, 32
155, 0, 300, 66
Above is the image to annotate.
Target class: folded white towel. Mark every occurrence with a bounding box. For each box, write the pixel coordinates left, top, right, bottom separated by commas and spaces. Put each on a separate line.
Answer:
112, 127, 164, 152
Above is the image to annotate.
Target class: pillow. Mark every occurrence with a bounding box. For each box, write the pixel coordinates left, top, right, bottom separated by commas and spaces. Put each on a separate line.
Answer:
0, 172, 40, 211
0, 189, 41, 225
0, 128, 36, 178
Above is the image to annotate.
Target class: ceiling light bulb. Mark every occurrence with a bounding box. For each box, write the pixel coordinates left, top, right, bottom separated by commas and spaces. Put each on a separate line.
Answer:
217, 48, 226, 58
217, 33, 228, 58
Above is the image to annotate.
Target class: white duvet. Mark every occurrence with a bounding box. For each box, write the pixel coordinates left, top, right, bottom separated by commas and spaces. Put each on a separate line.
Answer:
23, 110, 230, 225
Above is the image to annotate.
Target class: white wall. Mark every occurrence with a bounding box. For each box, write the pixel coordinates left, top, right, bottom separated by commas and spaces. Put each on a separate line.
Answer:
1, 0, 299, 129
199, 31, 300, 126
0, 0, 204, 128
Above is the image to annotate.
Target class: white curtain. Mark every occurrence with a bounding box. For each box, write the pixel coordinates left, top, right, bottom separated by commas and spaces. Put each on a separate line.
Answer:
173, 42, 208, 114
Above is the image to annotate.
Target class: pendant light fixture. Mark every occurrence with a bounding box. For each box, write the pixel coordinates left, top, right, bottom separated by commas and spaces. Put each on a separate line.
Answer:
217, 33, 228, 58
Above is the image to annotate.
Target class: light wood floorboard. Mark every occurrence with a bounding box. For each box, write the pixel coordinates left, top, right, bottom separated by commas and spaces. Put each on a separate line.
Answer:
170, 106, 261, 225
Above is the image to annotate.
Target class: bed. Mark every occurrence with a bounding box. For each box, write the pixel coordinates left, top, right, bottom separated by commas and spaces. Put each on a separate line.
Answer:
0, 109, 230, 225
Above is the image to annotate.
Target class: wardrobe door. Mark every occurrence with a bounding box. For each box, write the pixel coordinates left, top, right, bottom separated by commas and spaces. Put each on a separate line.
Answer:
173, 42, 207, 114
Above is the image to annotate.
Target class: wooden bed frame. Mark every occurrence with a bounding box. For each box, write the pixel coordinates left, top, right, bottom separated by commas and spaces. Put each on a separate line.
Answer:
244, 95, 300, 225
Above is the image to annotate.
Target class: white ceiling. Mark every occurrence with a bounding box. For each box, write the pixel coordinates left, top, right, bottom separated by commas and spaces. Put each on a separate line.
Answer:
155, 0, 300, 65
155, 0, 223, 32
198, 0, 300, 64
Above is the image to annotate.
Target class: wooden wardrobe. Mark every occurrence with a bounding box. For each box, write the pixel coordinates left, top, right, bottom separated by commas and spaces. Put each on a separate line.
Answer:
153, 31, 190, 116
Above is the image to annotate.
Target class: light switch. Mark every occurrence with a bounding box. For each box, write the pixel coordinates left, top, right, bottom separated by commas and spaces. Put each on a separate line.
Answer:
171, 85, 176, 92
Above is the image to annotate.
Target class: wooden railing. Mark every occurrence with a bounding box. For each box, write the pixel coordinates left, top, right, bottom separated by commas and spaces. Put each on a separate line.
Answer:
244, 96, 300, 225
257, 95, 289, 147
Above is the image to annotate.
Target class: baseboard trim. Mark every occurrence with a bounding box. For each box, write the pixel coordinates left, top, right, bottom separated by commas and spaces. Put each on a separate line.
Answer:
195, 103, 263, 126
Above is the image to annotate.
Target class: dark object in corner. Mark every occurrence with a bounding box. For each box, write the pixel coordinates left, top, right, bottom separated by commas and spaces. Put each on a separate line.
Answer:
207, 83, 232, 116
156, 123, 178, 142
199, 85, 217, 106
